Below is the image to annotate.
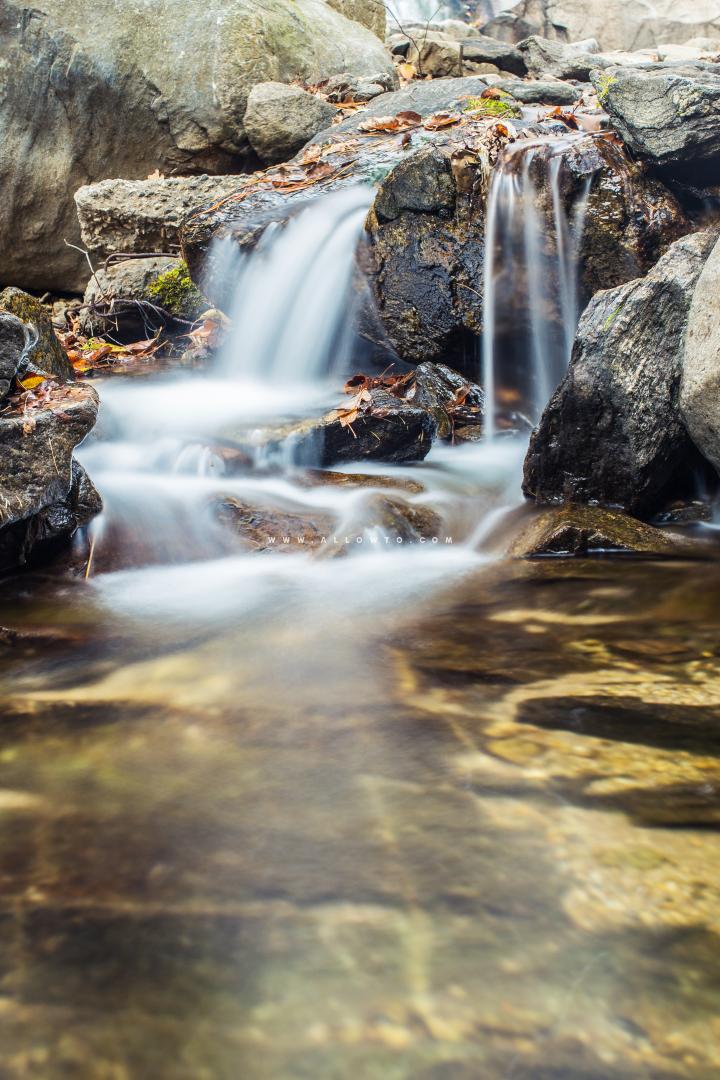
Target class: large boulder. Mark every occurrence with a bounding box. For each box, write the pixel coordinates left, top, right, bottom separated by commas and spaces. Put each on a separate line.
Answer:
243, 83, 337, 165
681, 236, 720, 473
592, 63, 720, 182
518, 34, 607, 81
523, 231, 719, 520
0, 0, 393, 292
509, 0, 720, 53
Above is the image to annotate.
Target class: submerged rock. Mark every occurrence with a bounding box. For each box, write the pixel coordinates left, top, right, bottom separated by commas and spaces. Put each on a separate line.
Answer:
80, 257, 206, 340
594, 63, 720, 182
524, 231, 719, 519
243, 83, 337, 166
509, 504, 710, 559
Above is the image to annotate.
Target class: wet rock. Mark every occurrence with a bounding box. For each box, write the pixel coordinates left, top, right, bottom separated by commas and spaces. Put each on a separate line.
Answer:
461, 37, 527, 76
0, 289, 74, 382
681, 235, 720, 473
364, 143, 489, 367
243, 83, 337, 166
509, 505, 709, 559
252, 388, 437, 467
74, 176, 244, 263
0, 0, 392, 292
291, 469, 425, 494
80, 257, 207, 341
593, 63, 720, 182
341, 493, 444, 544
518, 34, 607, 81
215, 497, 333, 552
0, 315, 29, 401
0, 383, 100, 569
560, 136, 690, 299
400, 362, 484, 439
524, 231, 719, 519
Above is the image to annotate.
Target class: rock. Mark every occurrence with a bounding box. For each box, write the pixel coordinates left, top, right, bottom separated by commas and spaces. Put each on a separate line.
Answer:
398, 362, 484, 439
592, 63, 720, 182
243, 83, 337, 166
250, 388, 437, 466
461, 37, 527, 76
214, 489, 442, 552
0, 289, 74, 382
0, 0, 393, 292
0, 383, 100, 569
324, 71, 396, 103
80, 257, 207, 341
0, 316, 29, 401
407, 33, 464, 78
290, 468, 425, 493
328, 0, 386, 38
523, 231, 719, 520
681, 236, 720, 473
518, 34, 608, 81
481, 12, 544, 46
74, 176, 246, 263
484, 77, 580, 105
509, 504, 710, 558
512, 0, 720, 53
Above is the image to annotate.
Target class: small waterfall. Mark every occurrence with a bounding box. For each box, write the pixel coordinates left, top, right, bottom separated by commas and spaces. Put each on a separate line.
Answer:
482, 137, 595, 438
216, 186, 372, 384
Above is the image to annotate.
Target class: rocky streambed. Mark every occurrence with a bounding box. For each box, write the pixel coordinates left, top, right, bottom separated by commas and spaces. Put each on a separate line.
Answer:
2, 0, 720, 1076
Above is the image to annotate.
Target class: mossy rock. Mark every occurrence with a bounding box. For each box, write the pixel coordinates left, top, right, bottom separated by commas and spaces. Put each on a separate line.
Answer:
0, 288, 74, 382
146, 260, 207, 320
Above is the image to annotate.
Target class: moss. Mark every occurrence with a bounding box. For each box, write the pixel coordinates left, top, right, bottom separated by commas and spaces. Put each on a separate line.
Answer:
147, 261, 205, 318
462, 97, 520, 119
596, 72, 617, 103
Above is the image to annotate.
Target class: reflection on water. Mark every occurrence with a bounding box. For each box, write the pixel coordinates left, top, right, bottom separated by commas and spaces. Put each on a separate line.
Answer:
1, 547, 720, 1078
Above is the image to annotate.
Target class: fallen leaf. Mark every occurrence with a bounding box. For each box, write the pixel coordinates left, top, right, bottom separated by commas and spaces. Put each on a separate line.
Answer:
18, 375, 46, 391
398, 62, 417, 81
423, 112, 461, 130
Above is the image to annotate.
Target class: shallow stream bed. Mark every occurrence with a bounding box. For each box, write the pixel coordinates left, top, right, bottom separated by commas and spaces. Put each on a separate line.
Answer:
0, 547, 719, 1079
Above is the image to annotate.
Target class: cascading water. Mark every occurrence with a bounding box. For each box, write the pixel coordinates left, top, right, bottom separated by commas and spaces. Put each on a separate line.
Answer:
482, 136, 595, 437
215, 187, 373, 383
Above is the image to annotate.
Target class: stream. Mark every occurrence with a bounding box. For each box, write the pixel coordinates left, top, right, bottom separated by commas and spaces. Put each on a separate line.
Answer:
0, 144, 719, 1078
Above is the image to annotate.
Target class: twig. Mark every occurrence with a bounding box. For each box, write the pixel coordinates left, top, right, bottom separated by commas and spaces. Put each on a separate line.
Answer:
84, 533, 96, 580
63, 239, 110, 303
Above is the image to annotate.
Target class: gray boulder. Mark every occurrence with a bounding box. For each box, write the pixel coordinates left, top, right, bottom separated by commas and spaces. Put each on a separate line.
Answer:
681, 236, 720, 472
243, 83, 337, 165
461, 37, 527, 76
593, 63, 720, 180
75, 176, 244, 263
518, 34, 607, 80
324, 71, 395, 102
484, 77, 580, 104
0, 0, 393, 292
524, 231, 719, 520
407, 32, 464, 78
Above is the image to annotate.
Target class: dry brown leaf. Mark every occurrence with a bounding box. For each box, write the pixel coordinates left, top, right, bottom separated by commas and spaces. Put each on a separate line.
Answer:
423, 112, 461, 130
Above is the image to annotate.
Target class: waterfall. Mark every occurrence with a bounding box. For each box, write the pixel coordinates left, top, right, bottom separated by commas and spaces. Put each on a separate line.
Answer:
215, 186, 372, 384
481, 137, 595, 438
